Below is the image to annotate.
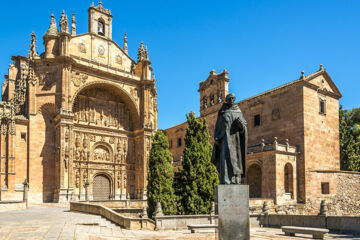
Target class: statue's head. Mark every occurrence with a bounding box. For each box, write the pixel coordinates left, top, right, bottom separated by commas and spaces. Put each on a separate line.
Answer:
225, 93, 236, 107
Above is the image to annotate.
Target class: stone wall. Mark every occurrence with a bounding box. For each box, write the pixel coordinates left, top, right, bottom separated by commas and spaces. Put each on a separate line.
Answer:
304, 171, 360, 216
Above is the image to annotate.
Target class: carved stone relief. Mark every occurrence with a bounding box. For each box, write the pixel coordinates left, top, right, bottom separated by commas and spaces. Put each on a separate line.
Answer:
272, 108, 280, 121
93, 145, 110, 162
71, 71, 88, 87
73, 89, 132, 130
39, 71, 57, 90
115, 54, 122, 65
78, 43, 87, 53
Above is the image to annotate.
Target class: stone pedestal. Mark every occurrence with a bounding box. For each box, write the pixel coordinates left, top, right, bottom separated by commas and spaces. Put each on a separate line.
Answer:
216, 184, 250, 240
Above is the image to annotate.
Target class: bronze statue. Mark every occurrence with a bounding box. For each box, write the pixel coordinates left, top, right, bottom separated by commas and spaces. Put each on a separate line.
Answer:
211, 93, 248, 184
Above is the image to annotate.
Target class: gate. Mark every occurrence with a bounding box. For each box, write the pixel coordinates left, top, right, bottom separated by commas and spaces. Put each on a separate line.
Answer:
92, 174, 111, 201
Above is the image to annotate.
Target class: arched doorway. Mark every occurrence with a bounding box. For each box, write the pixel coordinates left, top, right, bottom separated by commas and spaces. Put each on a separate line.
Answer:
247, 164, 262, 198
93, 174, 111, 200
284, 163, 294, 198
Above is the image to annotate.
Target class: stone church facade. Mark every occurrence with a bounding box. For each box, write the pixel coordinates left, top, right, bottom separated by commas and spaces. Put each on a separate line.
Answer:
0, 3, 157, 202
165, 68, 360, 213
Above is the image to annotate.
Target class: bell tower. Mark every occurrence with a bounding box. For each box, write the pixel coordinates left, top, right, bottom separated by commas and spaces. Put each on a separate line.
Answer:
198, 69, 229, 117
88, 1, 113, 39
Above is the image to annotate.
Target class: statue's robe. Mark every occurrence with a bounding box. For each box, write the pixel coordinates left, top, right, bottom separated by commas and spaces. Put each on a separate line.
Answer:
211, 103, 248, 184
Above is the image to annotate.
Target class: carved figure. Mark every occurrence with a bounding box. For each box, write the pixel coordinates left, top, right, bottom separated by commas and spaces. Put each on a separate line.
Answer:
211, 93, 248, 184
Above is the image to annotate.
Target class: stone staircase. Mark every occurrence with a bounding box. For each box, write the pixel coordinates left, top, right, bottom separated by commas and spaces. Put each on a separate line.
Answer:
75, 215, 124, 236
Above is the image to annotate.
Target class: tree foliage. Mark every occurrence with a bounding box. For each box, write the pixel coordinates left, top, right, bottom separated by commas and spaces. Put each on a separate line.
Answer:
177, 111, 219, 214
340, 106, 360, 171
147, 130, 176, 219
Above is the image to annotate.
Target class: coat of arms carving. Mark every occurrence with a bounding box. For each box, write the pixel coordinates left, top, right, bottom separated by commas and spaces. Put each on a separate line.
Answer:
72, 71, 88, 87
78, 43, 87, 53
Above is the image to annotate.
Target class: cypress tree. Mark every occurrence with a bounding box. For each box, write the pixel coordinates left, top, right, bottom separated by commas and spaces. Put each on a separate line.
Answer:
177, 111, 219, 214
147, 131, 176, 219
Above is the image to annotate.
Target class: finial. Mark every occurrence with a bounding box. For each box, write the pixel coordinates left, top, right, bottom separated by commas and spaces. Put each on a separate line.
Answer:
144, 45, 149, 60
123, 33, 128, 54
71, 13, 76, 36
59, 10, 69, 33
261, 139, 265, 151
28, 31, 39, 60
273, 137, 278, 149
98, 1, 103, 6
300, 70, 305, 80
45, 14, 58, 36
152, 72, 156, 81
137, 42, 145, 62
319, 64, 324, 71
91, 2, 94, 7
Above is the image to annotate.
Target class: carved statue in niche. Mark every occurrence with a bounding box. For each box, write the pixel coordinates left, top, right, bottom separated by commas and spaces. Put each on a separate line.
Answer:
64, 146, 69, 169
65, 128, 69, 142
75, 169, 80, 188
123, 173, 127, 188
123, 139, 128, 163
115, 141, 122, 163
117, 174, 121, 188
83, 134, 88, 149
83, 170, 88, 185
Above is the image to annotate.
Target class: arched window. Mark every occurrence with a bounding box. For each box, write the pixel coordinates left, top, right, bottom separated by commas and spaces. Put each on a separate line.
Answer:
98, 19, 105, 36
284, 163, 294, 198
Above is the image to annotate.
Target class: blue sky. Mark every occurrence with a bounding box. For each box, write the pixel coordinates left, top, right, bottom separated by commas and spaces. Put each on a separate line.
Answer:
0, 0, 359, 129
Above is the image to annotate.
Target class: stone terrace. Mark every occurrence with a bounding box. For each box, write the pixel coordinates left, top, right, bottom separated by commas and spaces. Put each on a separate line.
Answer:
0, 204, 359, 239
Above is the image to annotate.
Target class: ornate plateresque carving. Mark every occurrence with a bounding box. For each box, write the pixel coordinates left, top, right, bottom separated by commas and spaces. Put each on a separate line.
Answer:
73, 88, 132, 130
72, 71, 88, 87
93, 145, 110, 162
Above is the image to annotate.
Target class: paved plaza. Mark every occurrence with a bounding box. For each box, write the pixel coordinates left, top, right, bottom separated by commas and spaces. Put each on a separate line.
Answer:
0, 204, 359, 240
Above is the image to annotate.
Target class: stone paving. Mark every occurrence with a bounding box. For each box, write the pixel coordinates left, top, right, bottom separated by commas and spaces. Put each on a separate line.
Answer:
0, 204, 359, 239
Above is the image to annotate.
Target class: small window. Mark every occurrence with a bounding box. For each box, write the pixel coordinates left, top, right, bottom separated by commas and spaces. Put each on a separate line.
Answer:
254, 114, 261, 127
178, 138, 182, 147
98, 19, 105, 36
319, 100, 326, 115
21, 133, 26, 141
321, 182, 329, 194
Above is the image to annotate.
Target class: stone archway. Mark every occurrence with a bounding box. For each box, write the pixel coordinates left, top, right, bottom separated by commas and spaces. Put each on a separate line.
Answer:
247, 164, 262, 198
93, 174, 111, 201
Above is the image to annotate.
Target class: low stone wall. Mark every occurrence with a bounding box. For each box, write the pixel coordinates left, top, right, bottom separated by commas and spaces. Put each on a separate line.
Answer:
304, 171, 360, 216
87, 200, 147, 209
70, 202, 154, 230
155, 214, 217, 230
260, 214, 360, 234
0, 201, 26, 212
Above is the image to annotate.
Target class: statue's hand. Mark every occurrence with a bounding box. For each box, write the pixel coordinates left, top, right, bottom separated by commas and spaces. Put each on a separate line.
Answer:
215, 139, 220, 146
235, 117, 243, 131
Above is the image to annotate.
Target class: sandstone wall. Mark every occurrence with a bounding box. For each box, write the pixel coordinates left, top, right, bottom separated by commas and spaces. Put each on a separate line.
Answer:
304, 171, 360, 216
